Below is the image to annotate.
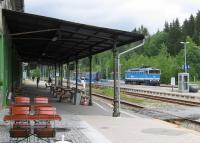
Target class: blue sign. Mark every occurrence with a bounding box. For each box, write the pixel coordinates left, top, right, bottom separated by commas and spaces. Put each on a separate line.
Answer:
182, 64, 190, 70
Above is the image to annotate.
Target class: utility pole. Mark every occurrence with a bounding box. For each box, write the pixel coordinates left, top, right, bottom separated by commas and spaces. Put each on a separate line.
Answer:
180, 41, 189, 73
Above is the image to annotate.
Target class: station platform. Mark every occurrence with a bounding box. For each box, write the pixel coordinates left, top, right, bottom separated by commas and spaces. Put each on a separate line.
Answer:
96, 81, 200, 102
0, 80, 200, 143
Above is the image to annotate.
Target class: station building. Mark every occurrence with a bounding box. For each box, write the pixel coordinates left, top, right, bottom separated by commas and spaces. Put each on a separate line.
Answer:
0, 0, 24, 107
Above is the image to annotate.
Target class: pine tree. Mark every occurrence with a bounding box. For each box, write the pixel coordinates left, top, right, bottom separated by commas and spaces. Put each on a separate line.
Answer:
167, 18, 183, 55
182, 19, 189, 38
188, 14, 195, 38
194, 11, 200, 45
132, 28, 137, 32
164, 21, 170, 32
182, 15, 195, 41
138, 25, 149, 36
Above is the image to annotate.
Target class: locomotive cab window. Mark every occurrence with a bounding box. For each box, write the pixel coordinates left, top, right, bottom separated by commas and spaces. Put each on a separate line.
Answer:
149, 70, 160, 74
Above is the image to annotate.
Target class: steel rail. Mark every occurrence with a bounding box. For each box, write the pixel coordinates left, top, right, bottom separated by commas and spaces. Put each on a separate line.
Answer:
92, 93, 200, 131
93, 85, 200, 107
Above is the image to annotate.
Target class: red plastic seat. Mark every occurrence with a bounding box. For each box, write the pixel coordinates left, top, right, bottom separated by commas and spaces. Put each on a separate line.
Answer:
35, 107, 56, 115
34, 106, 56, 142
34, 96, 48, 104
9, 106, 31, 142
11, 106, 30, 115
15, 96, 30, 104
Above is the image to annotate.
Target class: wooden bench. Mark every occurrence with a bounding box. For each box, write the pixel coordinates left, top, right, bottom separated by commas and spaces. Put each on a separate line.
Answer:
59, 88, 73, 102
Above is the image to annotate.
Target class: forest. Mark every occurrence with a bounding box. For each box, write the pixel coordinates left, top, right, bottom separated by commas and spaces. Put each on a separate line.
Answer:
78, 11, 200, 84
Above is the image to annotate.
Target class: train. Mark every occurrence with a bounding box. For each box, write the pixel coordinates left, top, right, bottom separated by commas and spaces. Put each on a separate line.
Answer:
81, 72, 101, 83
125, 67, 161, 86
72, 72, 101, 83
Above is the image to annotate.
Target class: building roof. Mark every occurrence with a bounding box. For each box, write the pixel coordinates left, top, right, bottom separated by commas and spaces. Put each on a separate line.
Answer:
3, 9, 144, 64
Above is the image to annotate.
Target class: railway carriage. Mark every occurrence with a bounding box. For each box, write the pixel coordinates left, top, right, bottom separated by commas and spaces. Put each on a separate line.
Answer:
125, 67, 161, 86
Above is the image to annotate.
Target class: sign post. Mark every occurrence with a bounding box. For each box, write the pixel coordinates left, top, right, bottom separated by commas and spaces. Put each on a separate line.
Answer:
171, 77, 175, 92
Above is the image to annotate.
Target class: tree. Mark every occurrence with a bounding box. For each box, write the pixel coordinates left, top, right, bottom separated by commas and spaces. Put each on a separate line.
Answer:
143, 32, 168, 56
182, 19, 189, 38
137, 25, 149, 36
193, 11, 200, 45
167, 18, 183, 56
186, 37, 200, 80
182, 15, 195, 39
164, 21, 170, 32
32, 67, 40, 78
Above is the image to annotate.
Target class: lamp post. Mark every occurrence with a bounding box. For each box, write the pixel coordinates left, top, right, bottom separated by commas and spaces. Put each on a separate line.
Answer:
117, 40, 145, 114
180, 41, 189, 73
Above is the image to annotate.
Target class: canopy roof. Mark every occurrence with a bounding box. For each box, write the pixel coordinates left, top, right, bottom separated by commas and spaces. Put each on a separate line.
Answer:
3, 9, 144, 64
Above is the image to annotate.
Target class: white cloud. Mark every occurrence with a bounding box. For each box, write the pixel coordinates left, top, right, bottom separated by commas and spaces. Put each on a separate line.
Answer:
25, 0, 200, 34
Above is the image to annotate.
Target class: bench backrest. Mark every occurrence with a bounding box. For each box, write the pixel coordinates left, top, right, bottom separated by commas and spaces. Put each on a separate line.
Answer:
15, 96, 30, 104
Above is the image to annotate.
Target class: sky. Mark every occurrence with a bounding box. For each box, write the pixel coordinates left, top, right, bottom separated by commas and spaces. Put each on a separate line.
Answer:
25, 0, 200, 34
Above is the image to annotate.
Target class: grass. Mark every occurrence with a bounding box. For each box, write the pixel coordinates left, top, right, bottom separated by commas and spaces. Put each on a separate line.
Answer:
93, 87, 145, 104
92, 87, 178, 108
190, 81, 200, 86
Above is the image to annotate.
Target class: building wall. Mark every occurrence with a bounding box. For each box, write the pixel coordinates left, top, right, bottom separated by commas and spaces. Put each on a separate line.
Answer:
0, 0, 24, 32
0, 0, 24, 107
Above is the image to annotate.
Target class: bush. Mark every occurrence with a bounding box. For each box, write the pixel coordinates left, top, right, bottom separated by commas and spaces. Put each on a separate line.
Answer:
0, 81, 2, 86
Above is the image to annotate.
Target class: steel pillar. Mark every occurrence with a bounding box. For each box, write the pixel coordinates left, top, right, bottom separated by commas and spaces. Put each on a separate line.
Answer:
74, 60, 78, 105
61, 64, 63, 86
54, 64, 57, 86
113, 40, 120, 117
89, 55, 92, 106
67, 63, 70, 87
58, 64, 61, 86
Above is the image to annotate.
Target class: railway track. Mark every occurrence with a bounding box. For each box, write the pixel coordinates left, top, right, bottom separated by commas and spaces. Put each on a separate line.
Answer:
92, 93, 200, 132
125, 92, 200, 106
93, 85, 200, 107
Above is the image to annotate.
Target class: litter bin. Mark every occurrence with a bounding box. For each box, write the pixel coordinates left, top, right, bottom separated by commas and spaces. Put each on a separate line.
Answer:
75, 92, 81, 105
189, 84, 199, 93
72, 91, 81, 105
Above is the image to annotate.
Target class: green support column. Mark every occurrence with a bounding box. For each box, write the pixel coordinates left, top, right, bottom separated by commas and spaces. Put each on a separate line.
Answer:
0, 34, 4, 107
0, 33, 12, 107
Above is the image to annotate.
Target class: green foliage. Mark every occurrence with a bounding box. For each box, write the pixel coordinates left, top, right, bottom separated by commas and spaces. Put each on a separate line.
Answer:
144, 32, 168, 56
186, 37, 200, 80
101, 87, 114, 97
167, 18, 183, 55
0, 81, 3, 86
31, 67, 40, 77
193, 11, 200, 45
182, 15, 195, 39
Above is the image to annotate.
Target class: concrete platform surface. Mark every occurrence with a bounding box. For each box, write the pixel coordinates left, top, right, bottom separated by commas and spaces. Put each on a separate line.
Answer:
80, 115, 200, 143
1, 80, 200, 143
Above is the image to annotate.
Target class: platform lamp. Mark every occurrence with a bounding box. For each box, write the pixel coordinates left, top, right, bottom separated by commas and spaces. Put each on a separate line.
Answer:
180, 41, 189, 73
117, 39, 145, 114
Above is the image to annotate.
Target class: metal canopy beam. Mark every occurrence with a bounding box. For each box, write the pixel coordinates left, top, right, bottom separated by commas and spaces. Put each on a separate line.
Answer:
9, 29, 58, 36
61, 29, 113, 41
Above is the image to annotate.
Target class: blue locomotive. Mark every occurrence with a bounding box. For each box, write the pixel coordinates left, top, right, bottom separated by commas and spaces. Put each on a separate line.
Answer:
125, 67, 161, 86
